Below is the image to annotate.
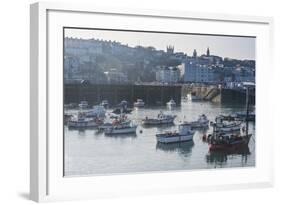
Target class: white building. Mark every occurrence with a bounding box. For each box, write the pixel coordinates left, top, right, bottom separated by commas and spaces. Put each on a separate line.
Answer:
184, 60, 215, 83
156, 67, 180, 84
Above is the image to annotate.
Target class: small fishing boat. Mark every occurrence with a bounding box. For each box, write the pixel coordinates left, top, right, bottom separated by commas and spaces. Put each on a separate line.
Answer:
100, 100, 109, 108
68, 113, 103, 129
104, 122, 137, 135
78, 101, 89, 109
181, 114, 209, 129
64, 103, 77, 109
85, 105, 106, 118
166, 99, 176, 107
98, 115, 130, 130
207, 86, 253, 151
156, 124, 195, 143
210, 116, 241, 133
207, 132, 252, 151
142, 112, 176, 125
134, 99, 145, 107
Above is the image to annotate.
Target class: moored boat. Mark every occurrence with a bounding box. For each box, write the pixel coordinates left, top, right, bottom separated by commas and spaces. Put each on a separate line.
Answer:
78, 101, 89, 109
181, 114, 209, 129
207, 133, 252, 151
210, 116, 241, 133
142, 112, 176, 125
64, 103, 77, 109
98, 115, 131, 130
68, 113, 103, 129
156, 124, 195, 143
100, 100, 109, 108
134, 99, 145, 107
104, 122, 138, 135
166, 99, 176, 107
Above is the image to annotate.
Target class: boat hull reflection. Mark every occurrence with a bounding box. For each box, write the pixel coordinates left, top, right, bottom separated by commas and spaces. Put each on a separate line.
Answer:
206, 145, 250, 165
156, 141, 194, 156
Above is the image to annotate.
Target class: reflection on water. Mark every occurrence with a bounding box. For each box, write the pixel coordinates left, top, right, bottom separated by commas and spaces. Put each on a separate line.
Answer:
104, 133, 137, 139
206, 146, 251, 167
156, 141, 194, 158
64, 100, 255, 176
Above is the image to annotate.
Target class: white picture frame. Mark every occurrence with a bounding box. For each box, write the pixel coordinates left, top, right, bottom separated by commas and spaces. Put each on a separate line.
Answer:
30, 2, 274, 202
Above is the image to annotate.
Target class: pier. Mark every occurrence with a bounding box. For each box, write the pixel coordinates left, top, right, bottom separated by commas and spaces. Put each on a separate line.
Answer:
182, 84, 255, 104
64, 83, 182, 106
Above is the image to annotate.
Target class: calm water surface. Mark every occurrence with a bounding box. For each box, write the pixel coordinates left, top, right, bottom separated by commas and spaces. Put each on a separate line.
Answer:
64, 100, 255, 176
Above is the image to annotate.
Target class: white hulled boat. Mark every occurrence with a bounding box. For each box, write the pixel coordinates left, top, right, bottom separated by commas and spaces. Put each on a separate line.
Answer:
104, 122, 137, 135
98, 115, 130, 130
142, 112, 176, 125
166, 99, 176, 107
68, 113, 103, 129
210, 116, 241, 133
78, 101, 89, 109
156, 124, 195, 143
134, 99, 145, 107
181, 114, 209, 129
101, 100, 109, 108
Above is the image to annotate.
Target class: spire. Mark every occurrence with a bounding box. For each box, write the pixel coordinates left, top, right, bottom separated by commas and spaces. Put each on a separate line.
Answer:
193, 49, 197, 58
207, 47, 210, 56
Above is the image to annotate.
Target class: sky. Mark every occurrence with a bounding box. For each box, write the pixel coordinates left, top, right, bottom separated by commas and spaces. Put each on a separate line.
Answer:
65, 28, 255, 60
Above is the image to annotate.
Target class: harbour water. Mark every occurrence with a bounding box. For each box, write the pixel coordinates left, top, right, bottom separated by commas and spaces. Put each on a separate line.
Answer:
64, 100, 255, 176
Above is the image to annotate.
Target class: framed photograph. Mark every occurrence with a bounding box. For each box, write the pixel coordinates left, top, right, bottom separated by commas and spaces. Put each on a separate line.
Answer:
30, 2, 274, 202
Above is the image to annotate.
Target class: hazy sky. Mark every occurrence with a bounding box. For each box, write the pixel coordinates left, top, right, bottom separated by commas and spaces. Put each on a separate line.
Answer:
65, 28, 255, 60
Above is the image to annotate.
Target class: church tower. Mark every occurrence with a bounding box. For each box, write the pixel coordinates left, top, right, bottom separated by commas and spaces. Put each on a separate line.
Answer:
166, 45, 174, 55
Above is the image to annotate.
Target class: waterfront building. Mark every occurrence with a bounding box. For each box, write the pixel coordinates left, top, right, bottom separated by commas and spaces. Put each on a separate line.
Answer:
156, 67, 180, 84
183, 60, 215, 83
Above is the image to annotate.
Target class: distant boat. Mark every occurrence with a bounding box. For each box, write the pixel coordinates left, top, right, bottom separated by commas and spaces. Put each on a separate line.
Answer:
187, 92, 202, 101
85, 105, 106, 118
166, 99, 176, 107
134, 99, 145, 107
64, 103, 77, 109
78, 101, 89, 109
68, 113, 103, 129
156, 124, 195, 143
100, 100, 109, 108
104, 122, 137, 135
181, 114, 209, 129
142, 112, 176, 125
117, 100, 128, 108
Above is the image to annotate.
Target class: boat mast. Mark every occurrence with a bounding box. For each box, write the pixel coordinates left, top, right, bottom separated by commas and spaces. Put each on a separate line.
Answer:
245, 86, 250, 136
